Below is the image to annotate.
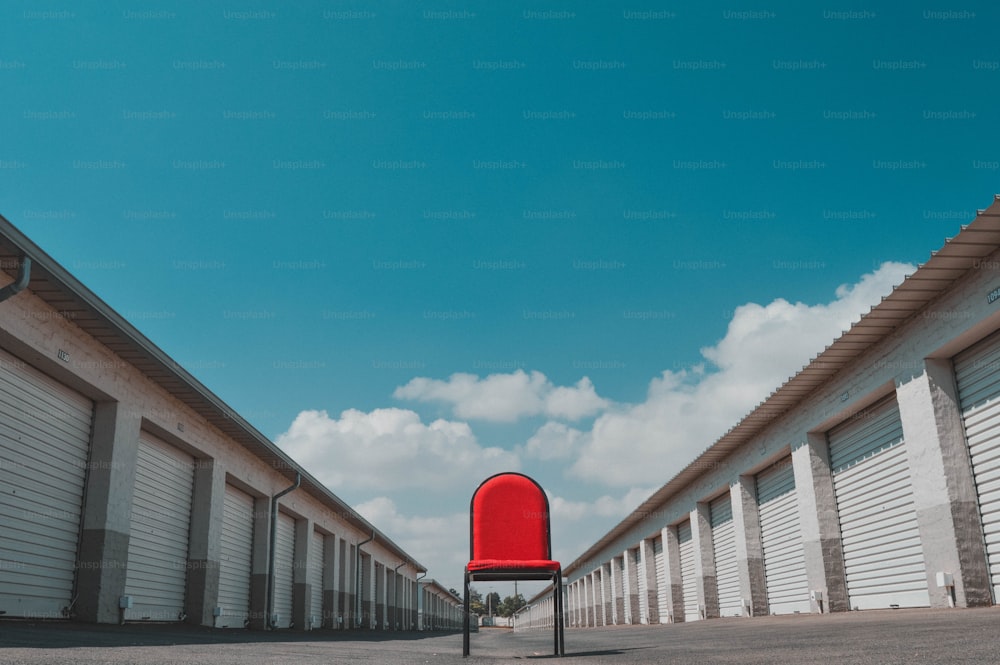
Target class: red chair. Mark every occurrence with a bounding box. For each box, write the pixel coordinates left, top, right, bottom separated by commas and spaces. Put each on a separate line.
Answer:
463, 472, 564, 657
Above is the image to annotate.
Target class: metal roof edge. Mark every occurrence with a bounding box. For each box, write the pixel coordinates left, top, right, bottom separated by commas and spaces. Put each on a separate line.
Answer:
420, 579, 462, 602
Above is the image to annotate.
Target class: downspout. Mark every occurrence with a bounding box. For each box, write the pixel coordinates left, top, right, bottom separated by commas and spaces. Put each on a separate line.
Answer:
416, 572, 426, 630
0, 257, 31, 303
355, 530, 375, 627
393, 562, 405, 630
267, 472, 300, 629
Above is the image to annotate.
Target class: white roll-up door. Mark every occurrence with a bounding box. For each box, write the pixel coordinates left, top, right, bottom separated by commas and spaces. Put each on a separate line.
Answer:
634, 549, 648, 623
273, 511, 295, 628
218, 484, 254, 628
375, 562, 384, 628
829, 398, 929, 610
710, 494, 742, 617
308, 529, 325, 628
756, 460, 810, 614
677, 521, 699, 621
123, 433, 194, 621
653, 537, 669, 623
593, 569, 603, 625
361, 552, 372, 627
615, 556, 625, 624
0, 350, 93, 619
955, 333, 1000, 602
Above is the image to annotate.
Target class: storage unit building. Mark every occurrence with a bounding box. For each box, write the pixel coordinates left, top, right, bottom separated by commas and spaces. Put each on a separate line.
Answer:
0, 215, 430, 630
552, 198, 1000, 632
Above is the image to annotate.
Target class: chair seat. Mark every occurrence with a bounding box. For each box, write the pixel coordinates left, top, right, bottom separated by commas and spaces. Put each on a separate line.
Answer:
467, 559, 561, 573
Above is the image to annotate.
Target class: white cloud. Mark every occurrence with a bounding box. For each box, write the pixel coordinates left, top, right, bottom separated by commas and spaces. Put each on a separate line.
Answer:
567, 262, 915, 487
275, 407, 519, 491
520, 421, 585, 460
393, 369, 610, 422
547, 486, 659, 564
548, 486, 657, 522
546, 377, 608, 420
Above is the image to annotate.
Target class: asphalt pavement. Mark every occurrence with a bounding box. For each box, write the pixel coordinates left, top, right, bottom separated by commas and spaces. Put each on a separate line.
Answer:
1, 607, 998, 664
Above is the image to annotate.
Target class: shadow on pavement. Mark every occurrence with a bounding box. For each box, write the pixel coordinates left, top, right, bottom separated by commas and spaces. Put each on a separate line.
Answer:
0, 620, 459, 649
525, 647, 649, 659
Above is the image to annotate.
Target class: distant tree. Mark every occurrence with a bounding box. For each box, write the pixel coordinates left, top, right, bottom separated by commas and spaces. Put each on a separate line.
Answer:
484, 591, 501, 616
498, 593, 526, 617
468, 587, 486, 616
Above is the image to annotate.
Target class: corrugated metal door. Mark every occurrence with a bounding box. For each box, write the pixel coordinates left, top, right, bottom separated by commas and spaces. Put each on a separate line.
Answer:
756, 460, 810, 614
955, 333, 1000, 602
273, 511, 295, 628
0, 350, 92, 618
361, 552, 372, 627
677, 520, 699, 621
374, 561, 384, 628
123, 434, 194, 621
710, 494, 742, 617
634, 548, 648, 623
653, 537, 669, 622
616, 556, 625, 624
308, 529, 325, 628
218, 484, 254, 628
829, 398, 929, 610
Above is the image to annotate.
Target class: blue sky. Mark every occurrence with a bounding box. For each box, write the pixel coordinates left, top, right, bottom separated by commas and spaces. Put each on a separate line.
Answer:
2, 1, 998, 593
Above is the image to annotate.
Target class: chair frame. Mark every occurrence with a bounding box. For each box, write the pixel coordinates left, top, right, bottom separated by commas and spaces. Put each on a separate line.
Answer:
462, 472, 564, 657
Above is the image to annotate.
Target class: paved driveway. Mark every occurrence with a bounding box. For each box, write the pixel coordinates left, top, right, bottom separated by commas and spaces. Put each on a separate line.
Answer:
1, 608, 998, 664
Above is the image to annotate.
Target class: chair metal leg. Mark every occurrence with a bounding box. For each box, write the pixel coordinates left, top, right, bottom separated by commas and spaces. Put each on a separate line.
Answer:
552, 573, 565, 656
463, 572, 470, 657
553, 582, 558, 656
561, 580, 566, 655
554, 573, 564, 656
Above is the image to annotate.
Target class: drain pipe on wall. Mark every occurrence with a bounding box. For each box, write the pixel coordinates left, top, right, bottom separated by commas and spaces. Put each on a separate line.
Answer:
416, 572, 426, 631
393, 562, 405, 630
0, 257, 31, 303
266, 472, 300, 629
355, 530, 375, 628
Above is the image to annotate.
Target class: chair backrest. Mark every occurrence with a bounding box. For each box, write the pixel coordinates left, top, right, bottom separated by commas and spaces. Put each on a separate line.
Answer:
470, 472, 552, 561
